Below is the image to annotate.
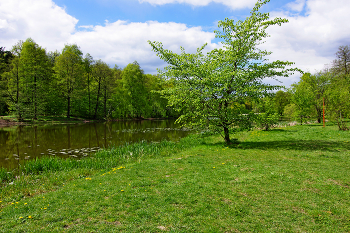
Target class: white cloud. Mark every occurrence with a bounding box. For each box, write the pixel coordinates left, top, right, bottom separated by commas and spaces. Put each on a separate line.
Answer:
0, 0, 218, 73
138, 0, 256, 9
286, 0, 306, 12
69, 20, 218, 71
78, 25, 94, 30
1, 0, 350, 88
260, 0, 350, 86
0, 0, 77, 51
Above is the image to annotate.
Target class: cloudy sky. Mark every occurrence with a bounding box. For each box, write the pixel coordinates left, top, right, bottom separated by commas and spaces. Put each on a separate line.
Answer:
1, 0, 350, 87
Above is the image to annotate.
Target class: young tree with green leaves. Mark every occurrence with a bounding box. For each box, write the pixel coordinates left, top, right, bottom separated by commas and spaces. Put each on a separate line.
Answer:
254, 97, 279, 130
149, 0, 298, 143
273, 90, 291, 117
289, 81, 314, 124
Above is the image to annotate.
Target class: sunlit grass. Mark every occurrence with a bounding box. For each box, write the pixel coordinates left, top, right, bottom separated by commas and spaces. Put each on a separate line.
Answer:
1, 124, 350, 232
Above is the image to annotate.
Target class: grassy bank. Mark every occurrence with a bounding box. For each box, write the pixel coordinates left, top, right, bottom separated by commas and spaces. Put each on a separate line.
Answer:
1, 124, 350, 232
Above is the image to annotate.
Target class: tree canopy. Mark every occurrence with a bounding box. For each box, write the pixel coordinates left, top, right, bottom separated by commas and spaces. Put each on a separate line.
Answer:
149, 0, 299, 143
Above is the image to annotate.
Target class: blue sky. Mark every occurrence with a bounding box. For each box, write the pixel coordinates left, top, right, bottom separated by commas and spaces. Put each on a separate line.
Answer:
55, 0, 295, 31
1, 0, 350, 86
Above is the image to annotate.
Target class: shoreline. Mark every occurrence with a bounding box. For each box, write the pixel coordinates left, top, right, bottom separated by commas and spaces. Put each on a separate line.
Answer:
0, 116, 177, 127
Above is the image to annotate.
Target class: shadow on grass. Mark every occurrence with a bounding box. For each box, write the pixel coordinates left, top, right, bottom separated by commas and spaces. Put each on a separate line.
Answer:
240, 140, 349, 152
206, 140, 350, 152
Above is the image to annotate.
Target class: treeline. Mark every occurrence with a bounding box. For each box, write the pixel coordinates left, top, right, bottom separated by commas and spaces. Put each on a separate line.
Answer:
0, 38, 176, 120
256, 45, 350, 130
1, 38, 349, 129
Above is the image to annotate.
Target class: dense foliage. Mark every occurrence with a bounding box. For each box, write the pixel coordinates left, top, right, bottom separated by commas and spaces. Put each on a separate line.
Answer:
149, 0, 298, 143
283, 44, 350, 130
0, 40, 174, 120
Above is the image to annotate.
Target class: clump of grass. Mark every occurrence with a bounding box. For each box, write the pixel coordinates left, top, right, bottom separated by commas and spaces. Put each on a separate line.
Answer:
0, 168, 14, 184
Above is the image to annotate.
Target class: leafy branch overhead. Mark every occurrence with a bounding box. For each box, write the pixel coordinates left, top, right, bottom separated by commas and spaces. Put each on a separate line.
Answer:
149, 0, 301, 143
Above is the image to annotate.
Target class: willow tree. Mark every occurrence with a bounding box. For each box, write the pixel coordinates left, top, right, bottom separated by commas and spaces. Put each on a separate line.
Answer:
149, 0, 299, 143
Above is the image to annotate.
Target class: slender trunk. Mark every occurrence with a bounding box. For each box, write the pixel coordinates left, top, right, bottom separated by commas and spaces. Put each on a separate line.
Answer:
67, 96, 70, 118
88, 73, 91, 118
33, 73, 37, 120
66, 68, 71, 118
16, 64, 22, 120
94, 77, 101, 119
265, 124, 269, 131
104, 84, 107, 118
223, 126, 231, 144
316, 106, 322, 123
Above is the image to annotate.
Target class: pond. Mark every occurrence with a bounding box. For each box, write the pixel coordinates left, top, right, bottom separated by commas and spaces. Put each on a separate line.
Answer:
0, 119, 191, 170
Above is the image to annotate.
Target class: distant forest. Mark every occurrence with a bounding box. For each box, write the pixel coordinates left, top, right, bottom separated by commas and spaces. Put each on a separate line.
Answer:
0, 38, 177, 120
1, 38, 350, 131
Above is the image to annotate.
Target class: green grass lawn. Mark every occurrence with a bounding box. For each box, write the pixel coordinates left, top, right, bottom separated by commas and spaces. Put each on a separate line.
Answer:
1, 124, 350, 232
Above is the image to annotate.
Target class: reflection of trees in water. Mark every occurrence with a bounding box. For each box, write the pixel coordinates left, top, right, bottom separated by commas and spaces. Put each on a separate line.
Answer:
0, 120, 190, 170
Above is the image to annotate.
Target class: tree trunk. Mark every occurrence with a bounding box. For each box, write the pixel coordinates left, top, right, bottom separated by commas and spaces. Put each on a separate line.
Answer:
88, 73, 91, 118
94, 77, 101, 119
104, 85, 107, 118
316, 106, 322, 123
33, 74, 37, 120
16, 65, 22, 121
67, 96, 70, 118
223, 126, 231, 144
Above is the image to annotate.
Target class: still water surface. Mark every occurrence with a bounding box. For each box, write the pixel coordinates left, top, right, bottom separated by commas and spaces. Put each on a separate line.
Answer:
0, 120, 191, 170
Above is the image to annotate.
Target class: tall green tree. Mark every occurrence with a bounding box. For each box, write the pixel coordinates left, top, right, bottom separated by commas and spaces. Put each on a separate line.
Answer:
326, 45, 350, 130
3, 41, 24, 119
326, 75, 350, 130
290, 72, 329, 123
121, 62, 148, 118
289, 81, 314, 124
149, 0, 298, 143
144, 74, 168, 117
19, 38, 51, 119
273, 90, 291, 117
332, 45, 350, 76
91, 60, 112, 119
54, 44, 84, 118
0, 47, 14, 115
254, 97, 279, 130
83, 53, 94, 118
0, 47, 14, 75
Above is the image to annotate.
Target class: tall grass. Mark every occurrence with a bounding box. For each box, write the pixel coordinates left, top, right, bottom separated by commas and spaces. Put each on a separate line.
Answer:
0, 168, 14, 183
